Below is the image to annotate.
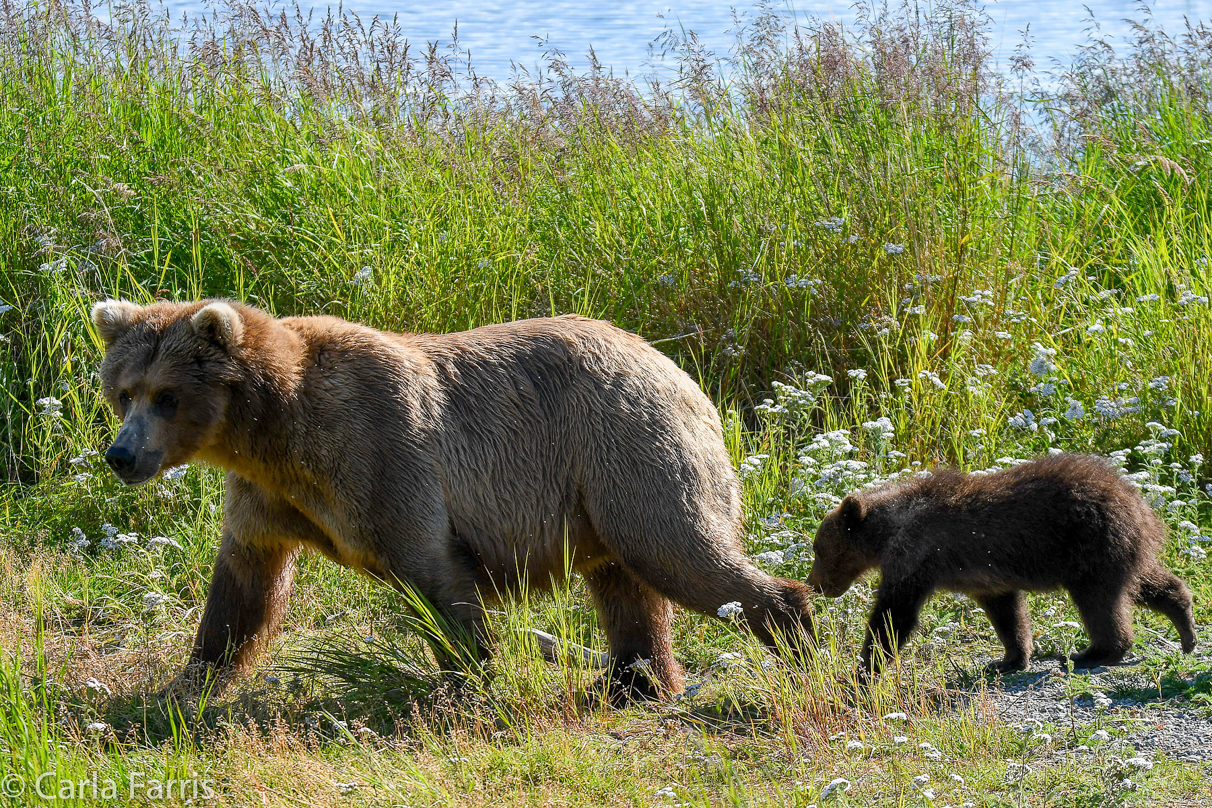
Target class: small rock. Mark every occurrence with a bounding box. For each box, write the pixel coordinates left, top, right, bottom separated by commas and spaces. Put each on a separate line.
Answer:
820, 778, 850, 799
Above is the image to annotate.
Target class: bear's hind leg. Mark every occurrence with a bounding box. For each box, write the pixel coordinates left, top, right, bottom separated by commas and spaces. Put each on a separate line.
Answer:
976, 591, 1032, 672
1068, 581, 1134, 668
619, 551, 815, 660
584, 563, 683, 703
1135, 564, 1197, 653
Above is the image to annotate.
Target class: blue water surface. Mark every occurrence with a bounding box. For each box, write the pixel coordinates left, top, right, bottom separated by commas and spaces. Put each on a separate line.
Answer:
164, 1, 1212, 82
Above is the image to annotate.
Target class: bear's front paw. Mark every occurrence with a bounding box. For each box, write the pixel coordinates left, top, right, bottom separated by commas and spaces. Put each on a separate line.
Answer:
156, 663, 227, 702
590, 668, 663, 707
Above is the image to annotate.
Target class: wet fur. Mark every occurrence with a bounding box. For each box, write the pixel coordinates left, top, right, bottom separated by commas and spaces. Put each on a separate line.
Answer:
806, 454, 1197, 673
94, 299, 815, 699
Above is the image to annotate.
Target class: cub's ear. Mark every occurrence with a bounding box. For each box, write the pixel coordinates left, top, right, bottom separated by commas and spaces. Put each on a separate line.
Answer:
91, 300, 142, 347
837, 494, 866, 527
191, 301, 244, 351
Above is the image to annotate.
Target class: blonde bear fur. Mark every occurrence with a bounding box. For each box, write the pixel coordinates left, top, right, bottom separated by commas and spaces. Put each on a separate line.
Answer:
93, 300, 814, 700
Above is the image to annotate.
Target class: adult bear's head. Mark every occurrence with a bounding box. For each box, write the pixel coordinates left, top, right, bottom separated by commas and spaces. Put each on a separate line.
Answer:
92, 299, 252, 485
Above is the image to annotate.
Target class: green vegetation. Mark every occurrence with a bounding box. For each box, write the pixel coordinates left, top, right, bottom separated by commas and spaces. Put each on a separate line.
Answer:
2, 0, 1211, 804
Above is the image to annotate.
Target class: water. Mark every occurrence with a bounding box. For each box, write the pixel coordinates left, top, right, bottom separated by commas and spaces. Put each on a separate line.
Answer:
167, 1, 1211, 82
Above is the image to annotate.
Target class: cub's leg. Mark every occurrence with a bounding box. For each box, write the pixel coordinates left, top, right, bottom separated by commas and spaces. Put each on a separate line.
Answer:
862, 578, 932, 673
1068, 580, 1134, 667
1135, 564, 1197, 653
976, 591, 1033, 672
584, 562, 683, 702
192, 536, 300, 670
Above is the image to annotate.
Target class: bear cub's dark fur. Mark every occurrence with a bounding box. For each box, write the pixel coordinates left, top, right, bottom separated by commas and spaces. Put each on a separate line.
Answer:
807, 453, 1197, 673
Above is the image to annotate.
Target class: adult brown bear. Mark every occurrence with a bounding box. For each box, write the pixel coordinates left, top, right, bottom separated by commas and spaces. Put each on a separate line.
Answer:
806, 454, 1197, 674
92, 299, 814, 700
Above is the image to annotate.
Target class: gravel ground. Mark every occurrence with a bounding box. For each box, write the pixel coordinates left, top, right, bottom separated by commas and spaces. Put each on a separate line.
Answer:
974, 645, 1212, 763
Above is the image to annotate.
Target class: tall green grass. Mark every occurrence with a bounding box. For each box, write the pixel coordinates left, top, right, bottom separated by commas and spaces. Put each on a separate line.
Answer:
2, 0, 1210, 486
1, 1, 1212, 805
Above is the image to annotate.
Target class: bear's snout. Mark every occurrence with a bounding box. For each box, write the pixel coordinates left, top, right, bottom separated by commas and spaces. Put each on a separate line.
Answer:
104, 423, 167, 485
105, 443, 138, 474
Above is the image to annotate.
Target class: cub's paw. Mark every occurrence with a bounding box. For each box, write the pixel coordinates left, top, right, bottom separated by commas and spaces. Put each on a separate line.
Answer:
986, 656, 1030, 674
1070, 648, 1129, 670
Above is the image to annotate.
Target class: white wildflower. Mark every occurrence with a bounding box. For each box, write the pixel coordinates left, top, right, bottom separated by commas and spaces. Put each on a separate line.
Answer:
845, 740, 864, 752
1028, 343, 1056, 377
883, 243, 905, 255
85, 721, 109, 734
714, 651, 743, 668
147, 536, 183, 551
918, 370, 945, 389
717, 602, 744, 620
1008, 410, 1037, 430
912, 774, 930, 787
1064, 399, 1085, 420
1136, 293, 1160, 303
352, 266, 374, 287
1148, 376, 1170, 391
1093, 693, 1113, 710
995, 331, 1012, 339
143, 592, 169, 610
36, 396, 63, 417
883, 711, 908, 722
906, 305, 926, 315
1123, 757, 1153, 771
84, 677, 111, 696
847, 368, 868, 380
1054, 266, 1079, 287
162, 464, 188, 480
754, 550, 784, 565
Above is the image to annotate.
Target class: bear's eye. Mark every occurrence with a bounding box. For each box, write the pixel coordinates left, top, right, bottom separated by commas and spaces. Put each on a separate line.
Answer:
156, 390, 179, 417
118, 390, 131, 408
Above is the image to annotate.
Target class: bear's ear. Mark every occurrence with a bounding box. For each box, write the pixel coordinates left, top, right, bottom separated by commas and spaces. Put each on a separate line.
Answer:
91, 300, 142, 347
191, 301, 244, 351
838, 494, 867, 527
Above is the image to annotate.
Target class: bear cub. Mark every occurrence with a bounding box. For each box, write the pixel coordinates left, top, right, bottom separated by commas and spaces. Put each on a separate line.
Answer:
807, 453, 1197, 673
